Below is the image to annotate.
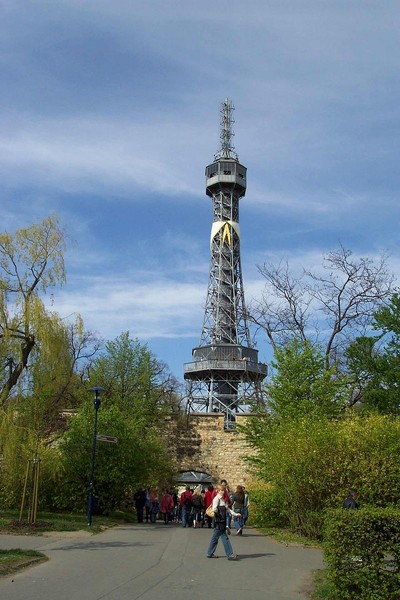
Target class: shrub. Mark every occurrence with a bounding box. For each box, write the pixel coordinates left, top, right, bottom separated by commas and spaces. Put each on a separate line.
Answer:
324, 507, 400, 599
243, 414, 400, 538
247, 483, 288, 528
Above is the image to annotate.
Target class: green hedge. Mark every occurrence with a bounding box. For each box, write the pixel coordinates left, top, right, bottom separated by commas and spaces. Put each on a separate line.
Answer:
324, 507, 400, 599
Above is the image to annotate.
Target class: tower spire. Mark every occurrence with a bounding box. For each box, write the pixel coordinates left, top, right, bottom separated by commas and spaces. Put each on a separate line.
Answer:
184, 100, 267, 429
214, 98, 239, 161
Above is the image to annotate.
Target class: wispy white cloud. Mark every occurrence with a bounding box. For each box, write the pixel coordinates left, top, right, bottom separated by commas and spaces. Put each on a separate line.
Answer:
2, 1, 399, 379
0, 117, 211, 198
48, 275, 206, 340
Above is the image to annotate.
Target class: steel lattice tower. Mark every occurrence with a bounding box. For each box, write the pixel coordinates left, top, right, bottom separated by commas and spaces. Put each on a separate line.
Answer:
184, 99, 267, 429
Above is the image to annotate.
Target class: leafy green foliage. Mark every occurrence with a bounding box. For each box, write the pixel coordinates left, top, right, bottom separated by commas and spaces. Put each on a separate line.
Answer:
53, 401, 175, 513
89, 331, 180, 418
246, 484, 288, 528
0, 214, 66, 405
266, 339, 346, 419
324, 508, 400, 599
0, 221, 180, 514
311, 569, 341, 600
347, 293, 400, 414
0, 408, 61, 509
242, 414, 400, 538
52, 334, 180, 513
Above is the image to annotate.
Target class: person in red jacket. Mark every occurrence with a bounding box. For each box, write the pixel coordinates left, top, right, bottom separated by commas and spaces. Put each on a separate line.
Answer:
180, 485, 193, 528
204, 484, 214, 528
160, 490, 174, 524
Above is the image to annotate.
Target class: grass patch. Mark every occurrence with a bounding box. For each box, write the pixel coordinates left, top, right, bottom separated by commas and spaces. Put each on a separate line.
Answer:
256, 525, 322, 548
0, 510, 136, 535
311, 569, 341, 600
0, 549, 47, 577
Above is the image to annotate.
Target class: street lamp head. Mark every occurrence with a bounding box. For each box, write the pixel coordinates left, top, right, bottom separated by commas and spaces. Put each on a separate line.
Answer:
89, 386, 105, 410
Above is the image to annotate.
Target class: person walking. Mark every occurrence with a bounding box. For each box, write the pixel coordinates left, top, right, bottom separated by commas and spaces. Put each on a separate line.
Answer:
150, 497, 160, 523
170, 488, 179, 522
145, 489, 154, 523
204, 484, 214, 528
206, 484, 241, 560
242, 486, 250, 525
160, 490, 174, 524
191, 487, 204, 528
212, 479, 232, 534
180, 485, 193, 528
133, 487, 146, 524
232, 485, 245, 535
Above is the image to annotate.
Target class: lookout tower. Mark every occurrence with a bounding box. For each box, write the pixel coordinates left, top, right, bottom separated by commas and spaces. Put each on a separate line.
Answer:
184, 99, 267, 429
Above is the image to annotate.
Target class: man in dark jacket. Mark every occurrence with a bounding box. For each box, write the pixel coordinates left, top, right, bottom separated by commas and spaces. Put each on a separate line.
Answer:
133, 487, 147, 523
343, 489, 359, 509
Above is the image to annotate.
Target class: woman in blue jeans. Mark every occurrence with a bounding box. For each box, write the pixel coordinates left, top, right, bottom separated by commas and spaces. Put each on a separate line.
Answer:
207, 485, 241, 560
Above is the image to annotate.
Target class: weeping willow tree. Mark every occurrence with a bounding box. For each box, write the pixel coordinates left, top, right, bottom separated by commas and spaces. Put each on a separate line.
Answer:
0, 214, 66, 406
0, 215, 101, 509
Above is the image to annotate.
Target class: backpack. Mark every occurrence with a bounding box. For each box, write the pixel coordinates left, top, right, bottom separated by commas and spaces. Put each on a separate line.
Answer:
192, 495, 203, 508
183, 494, 192, 509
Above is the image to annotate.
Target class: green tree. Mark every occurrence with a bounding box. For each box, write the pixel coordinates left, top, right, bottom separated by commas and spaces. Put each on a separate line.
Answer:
54, 402, 175, 512
0, 407, 61, 509
265, 338, 346, 420
49, 332, 181, 511
89, 331, 181, 419
21, 316, 101, 436
0, 215, 104, 509
346, 293, 400, 414
0, 214, 66, 406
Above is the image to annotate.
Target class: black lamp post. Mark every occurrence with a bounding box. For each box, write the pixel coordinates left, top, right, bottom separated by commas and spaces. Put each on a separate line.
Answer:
87, 386, 105, 526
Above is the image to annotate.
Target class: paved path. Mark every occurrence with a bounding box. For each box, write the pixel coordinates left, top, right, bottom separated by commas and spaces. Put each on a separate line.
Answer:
0, 523, 324, 600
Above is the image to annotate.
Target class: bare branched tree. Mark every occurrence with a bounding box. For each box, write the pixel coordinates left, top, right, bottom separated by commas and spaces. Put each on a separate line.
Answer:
249, 245, 394, 370
68, 321, 102, 384
249, 259, 313, 352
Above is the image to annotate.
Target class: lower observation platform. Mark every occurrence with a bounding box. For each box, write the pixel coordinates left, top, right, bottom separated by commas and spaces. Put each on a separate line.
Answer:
184, 344, 267, 381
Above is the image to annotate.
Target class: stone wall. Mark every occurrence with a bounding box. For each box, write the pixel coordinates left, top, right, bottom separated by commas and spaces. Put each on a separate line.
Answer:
165, 412, 258, 488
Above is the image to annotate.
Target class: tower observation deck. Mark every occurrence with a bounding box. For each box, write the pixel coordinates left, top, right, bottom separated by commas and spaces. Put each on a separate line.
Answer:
184, 99, 267, 429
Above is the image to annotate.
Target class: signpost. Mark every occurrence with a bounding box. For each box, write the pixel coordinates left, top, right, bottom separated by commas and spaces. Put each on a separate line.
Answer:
96, 434, 118, 444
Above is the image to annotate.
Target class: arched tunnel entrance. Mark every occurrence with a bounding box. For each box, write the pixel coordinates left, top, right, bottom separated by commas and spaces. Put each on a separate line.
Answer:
176, 471, 213, 488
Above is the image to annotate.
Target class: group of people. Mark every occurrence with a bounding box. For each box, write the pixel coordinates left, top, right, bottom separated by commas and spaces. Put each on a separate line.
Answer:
133, 479, 249, 561
180, 481, 249, 534
133, 487, 180, 524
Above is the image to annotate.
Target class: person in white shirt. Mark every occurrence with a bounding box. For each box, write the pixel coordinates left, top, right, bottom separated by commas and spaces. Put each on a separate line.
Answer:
206, 484, 241, 560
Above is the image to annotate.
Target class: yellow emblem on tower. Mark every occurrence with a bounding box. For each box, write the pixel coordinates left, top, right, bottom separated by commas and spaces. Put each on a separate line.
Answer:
210, 220, 240, 249
222, 222, 231, 246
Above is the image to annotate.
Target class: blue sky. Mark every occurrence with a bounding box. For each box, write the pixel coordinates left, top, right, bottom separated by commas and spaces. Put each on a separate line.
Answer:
1, 1, 400, 382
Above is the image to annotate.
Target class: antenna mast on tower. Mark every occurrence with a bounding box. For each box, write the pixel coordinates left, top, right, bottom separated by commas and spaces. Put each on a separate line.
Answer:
214, 98, 239, 161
